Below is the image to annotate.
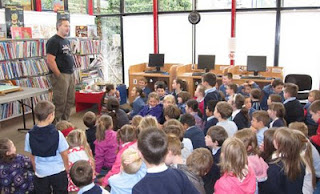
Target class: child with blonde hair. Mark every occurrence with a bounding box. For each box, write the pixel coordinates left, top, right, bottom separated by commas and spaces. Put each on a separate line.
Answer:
131, 115, 143, 129
0, 138, 34, 193
56, 120, 75, 137
163, 94, 176, 109
234, 129, 269, 193
101, 125, 138, 187
259, 128, 305, 193
214, 137, 256, 194
138, 115, 158, 131
109, 148, 147, 194
268, 102, 286, 128
66, 129, 95, 192
94, 115, 118, 175
138, 92, 164, 124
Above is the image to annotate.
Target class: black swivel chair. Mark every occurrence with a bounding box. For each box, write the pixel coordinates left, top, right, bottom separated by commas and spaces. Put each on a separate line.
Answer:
284, 74, 312, 104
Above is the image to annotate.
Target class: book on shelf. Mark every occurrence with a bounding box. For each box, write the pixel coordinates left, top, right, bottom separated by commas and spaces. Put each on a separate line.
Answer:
11, 27, 32, 39
88, 25, 98, 38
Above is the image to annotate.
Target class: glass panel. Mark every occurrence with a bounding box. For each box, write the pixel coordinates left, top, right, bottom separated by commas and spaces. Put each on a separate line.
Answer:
280, 11, 320, 89
42, 0, 53, 10
159, 0, 192, 11
124, 0, 153, 13
94, 0, 120, 14
100, 17, 123, 84
2, 0, 33, 10
197, 0, 276, 9
283, 0, 320, 7
68, 0, 87, 14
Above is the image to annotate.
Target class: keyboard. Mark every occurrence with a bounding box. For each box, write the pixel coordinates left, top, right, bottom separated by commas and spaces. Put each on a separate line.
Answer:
192, 72, 204, 76
240, 76, 266, 80
144, 70, 167, 74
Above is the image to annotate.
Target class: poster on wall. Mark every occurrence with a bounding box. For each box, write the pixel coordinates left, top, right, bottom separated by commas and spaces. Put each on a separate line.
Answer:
5, 5, 24, 38
53, 0, 64, 12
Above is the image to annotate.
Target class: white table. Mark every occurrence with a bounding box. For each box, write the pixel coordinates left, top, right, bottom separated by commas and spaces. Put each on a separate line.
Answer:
0, 87, 48, 130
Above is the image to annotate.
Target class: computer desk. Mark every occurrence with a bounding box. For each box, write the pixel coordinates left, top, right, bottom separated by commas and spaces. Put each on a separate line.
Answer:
128, 63, 181, 103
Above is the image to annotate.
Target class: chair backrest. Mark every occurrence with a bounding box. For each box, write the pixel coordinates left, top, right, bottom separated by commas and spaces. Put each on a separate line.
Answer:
284, 74, 312, 91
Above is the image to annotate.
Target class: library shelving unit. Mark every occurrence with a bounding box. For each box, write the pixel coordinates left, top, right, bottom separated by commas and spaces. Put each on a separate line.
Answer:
0, 38, 51, 121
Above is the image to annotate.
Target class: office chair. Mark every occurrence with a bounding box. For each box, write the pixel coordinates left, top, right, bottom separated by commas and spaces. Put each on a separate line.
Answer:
284, 74, 312, 103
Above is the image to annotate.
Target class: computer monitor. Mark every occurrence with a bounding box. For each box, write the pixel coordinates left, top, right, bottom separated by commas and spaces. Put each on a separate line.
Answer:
148, 54, 165, 72
197, 55, 215, 73
247, 56, 267, 76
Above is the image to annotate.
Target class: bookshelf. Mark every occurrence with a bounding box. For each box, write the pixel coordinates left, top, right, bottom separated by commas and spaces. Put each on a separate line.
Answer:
0, 38, 50, 122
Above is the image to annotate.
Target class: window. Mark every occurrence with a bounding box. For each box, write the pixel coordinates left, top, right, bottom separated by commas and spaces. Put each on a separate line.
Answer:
94, 0, 120, 14
197, 0, 276, 10
42, 0, 53, 10
159, 0, 192, 11
282, 0, 320, 7
124, 0, 153, 13
68, 0, 87, 14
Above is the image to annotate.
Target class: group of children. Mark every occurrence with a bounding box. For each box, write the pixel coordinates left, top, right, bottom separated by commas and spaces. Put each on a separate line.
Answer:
1, 71, 320, 194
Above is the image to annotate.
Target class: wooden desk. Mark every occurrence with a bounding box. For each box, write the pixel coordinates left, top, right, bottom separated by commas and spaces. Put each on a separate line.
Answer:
128, 63, 181, 102
177, 64, 283, 97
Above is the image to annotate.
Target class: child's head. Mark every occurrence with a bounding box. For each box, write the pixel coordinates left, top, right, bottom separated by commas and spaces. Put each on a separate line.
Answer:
186, 148, 213, 176
230, 94, 246, 111
250, 88, 262, 101
267, 94, 282, 106
0, 138, 16, 163
117, 124, 138, 144
105, 84, 116, 95
220, 137, 248, 180
267, 102, 286, 121
201, 73, 217, 88
222, 72, 233, 85
66, 129, 89, 148
284, 83, 299, 99
147, 92, 160, 108
164, 104, 181, 120
214, 101, 233, 120
107, 97, 120, 111
96, 115, 113, 141
155, 81, 166, 97
289, 122, 308, 137
172, 78, 187, 91
138, 116, 158, 132
271, 79, 284, 94
310, 100, 320, 123
244, 96, 252, 110
70, 160, 93, 188
251, 111, 270, 130
226, 83, 237, 96
205, 126, 228, 149
131, 115, 143, 128
177, 91, 191, 104
234, 128, 259, 155
194, 84, 205, 98
273, 128, 304, 180
186, 99, 201, 116
121, 148, 142, 174
138, 128, 168, 165
34, 100, 55, 122
260, 128, 276, 162
308, 90, 320, 103
56, 120, 74, 131
138, 77, 148, 88
163, 125, 184, 142
163, 119, 184, 134
131, 86, 145, 98
206, 100, 218, 117
163, 94, 176, 109
180, 113, 196, 129
164, 134, 182, 165
83, 111, 96, 128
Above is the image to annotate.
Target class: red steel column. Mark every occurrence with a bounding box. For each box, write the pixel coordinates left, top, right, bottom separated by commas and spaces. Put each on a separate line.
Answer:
153, 0, 159, 54
88, 0, 93, 15
35, 0, 42, 11
230, 0, 236, 66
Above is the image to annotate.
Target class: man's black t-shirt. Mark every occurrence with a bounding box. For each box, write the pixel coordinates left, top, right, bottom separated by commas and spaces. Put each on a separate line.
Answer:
46, 34, 74, 74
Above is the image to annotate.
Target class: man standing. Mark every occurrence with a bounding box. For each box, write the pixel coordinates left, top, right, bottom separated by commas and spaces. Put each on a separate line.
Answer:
46, 18, 75, 122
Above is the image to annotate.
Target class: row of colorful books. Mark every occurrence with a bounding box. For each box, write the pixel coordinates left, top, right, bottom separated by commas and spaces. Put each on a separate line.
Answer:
73, 55, 91, 70
0, 59, 49, 80
0, 40, 47, 60
12, 76, 52, 89
70, 39, 101, 55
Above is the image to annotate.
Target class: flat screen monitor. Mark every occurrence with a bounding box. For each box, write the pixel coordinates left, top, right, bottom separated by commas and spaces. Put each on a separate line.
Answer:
197, 55, 215, 72
247, 56, 267, 76
148, 54, 164, 72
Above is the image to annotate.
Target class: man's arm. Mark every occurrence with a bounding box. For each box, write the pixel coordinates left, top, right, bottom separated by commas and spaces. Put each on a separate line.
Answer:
47, 54, 61, 77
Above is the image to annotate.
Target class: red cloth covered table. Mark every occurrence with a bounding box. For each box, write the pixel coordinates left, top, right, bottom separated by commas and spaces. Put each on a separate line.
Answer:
75, 91, 104, 113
